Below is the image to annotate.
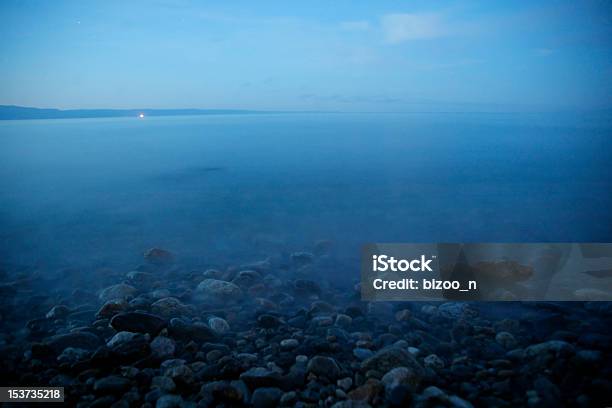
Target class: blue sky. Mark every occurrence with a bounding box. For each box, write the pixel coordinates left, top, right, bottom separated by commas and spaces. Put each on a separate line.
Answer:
1, 0, 611, 111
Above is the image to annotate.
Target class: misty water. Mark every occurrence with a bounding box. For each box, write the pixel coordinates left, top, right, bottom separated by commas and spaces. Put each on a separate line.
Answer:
1, 112, 612, 281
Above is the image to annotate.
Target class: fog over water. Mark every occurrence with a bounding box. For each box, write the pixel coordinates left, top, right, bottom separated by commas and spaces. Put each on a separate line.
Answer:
1, 112, 611, 281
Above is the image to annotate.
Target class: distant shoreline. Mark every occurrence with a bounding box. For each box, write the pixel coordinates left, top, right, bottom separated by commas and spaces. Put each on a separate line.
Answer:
0, 105, 302, 121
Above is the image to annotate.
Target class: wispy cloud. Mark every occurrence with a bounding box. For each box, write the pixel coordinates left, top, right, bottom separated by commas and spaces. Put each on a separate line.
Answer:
381, 13, 447, 43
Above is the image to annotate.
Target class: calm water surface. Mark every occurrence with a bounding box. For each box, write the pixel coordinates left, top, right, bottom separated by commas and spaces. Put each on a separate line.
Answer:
1, 113, 611, 275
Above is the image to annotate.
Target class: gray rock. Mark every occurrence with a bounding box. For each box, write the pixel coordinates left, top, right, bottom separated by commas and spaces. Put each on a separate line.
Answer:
280, 339, 299, 350
151, 297, 188, 318
99, 284, 137, 302
196, 279, 242, 304
207, 316, 230, 335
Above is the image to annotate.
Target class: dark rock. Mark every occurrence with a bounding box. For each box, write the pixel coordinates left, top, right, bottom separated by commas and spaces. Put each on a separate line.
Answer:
144, 247, 174, 265
46, 305, 71, 319
168, 318, 217, 341
306, 355, 341, 380
240, 367, 282, 389
110, 312, 166, 334
44, 332, 102, 353
361, 347, 424, 376
93, 375, 131, 394
251, 387, 283, 408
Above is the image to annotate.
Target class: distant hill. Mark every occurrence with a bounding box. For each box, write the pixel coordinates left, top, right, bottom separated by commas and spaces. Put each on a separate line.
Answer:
0, 105, 277, 120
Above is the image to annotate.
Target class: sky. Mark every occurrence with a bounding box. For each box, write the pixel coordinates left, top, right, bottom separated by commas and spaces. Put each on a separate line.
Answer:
1, 0, 611, 112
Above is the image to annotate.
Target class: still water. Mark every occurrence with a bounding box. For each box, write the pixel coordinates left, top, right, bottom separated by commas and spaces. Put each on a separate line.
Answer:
1, 113, 611, 276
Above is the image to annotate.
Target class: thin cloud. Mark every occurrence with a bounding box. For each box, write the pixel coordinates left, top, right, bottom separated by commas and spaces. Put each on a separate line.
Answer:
381, 13, 447, 43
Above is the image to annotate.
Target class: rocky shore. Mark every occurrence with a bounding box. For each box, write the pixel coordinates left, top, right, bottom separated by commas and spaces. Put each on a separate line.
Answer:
0, 246, 610, 407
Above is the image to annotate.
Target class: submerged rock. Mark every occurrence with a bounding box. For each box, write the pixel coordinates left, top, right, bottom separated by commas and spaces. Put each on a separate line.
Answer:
196, 279, 242, 304
144, 247, 174, 265
207, 316, 230, 335
99, 284, 137, 302
151, 297, 188, 318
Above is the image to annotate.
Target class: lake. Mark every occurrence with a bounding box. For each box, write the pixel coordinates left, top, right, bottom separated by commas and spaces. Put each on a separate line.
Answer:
1, 112, 611, 276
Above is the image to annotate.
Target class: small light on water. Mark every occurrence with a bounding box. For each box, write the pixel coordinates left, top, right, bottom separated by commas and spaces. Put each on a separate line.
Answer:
138, 113, 145, 118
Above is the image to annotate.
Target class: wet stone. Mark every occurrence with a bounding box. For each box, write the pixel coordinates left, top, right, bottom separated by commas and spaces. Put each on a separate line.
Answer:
207, 316, 230, 335
306, 355, 341, 380
150, 335, 176, 359
353, 348, 374, 361
93, 375, 131, 394
144, 247, 174, 265
251, 387, 283, 408
46, 305, 71, 319
495, 332, 517, 349
44, 331, 102, 353
99, 284, 137, 302
151, 297, 188, 318
110, 312, 166, 334
280, 339, 299, 350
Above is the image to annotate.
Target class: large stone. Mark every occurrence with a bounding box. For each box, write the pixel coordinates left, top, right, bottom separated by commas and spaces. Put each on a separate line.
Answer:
361, 347, 424, 376
93, 375, 131, 393
208, 316, 230, 335
110, 312, 166, 334
99, 284, 137, 302
107, 331, 140, 349
168, 318, 217, 341
251, 387, 282, 408
144, 247, 174, 265
151, 297, 188, 318
96, 298, 129, 318
381, 366, 422, 393
306, 355, 341, 380
151, 336, 176, 359
239, 367, 282, 389
44, 332, 102, 353
46, 305, 70, 319
196, 279, 242, 304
